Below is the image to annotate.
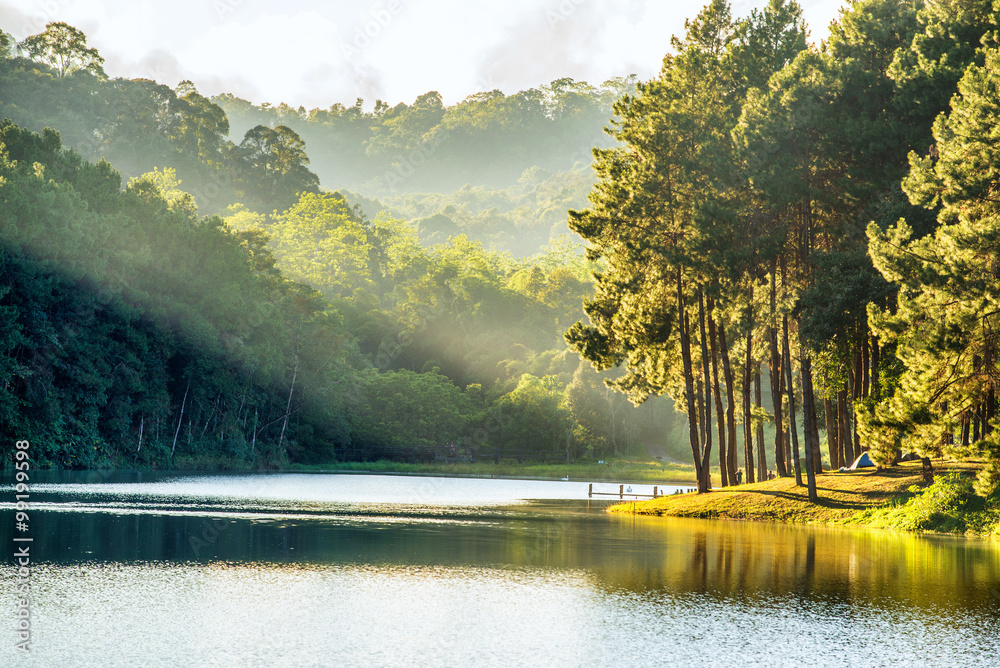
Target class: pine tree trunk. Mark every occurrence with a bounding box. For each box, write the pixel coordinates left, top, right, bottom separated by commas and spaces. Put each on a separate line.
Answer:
803, 361, 823, 475
719, 326, 739, 485
755, 362, 767, 480
768, 266, 786, 477
973, 402, 982, 444
743, 326, 755, 484
678, 271, 705, 491
800, 355, 821, 498
861, 334, 870, 399
870, 336, 880, 399
839, 386, 853, 465
708, 303, 728, 487
987, 388, 996, 438
783, 315, 803, 487
825, 397, 839, 470
784, 427, 792, 472
697, 378, 707, 479
852, 349, 863, 455
800, 355, 819, 500
697, 289, 714, 490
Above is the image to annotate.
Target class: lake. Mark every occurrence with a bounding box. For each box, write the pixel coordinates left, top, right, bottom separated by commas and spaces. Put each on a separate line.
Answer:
2, 472, 999, 666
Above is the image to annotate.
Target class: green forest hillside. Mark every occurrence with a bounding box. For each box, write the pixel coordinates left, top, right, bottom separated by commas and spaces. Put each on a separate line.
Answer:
0, 23, 676, 469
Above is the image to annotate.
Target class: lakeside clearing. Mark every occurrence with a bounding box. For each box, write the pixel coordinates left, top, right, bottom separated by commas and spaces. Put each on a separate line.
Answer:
286, 458, 699, 483
609, 459, 1000, 538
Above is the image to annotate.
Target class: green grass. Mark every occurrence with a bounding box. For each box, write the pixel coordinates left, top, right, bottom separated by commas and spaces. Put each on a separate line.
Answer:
609, 459, 999, 537
285, 458, 698, 482
852, 471, 1000, 537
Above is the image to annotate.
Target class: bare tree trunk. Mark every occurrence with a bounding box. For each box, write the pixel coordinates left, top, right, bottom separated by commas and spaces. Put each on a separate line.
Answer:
768, 264, 787, 476
783, 315, 803, 487
861, 335, 870, 400
708, 302, 728, 487
755, 363, 767, 481
851, 349, 863, 455
839, 385, 853, 465
825, 397, 839, 470
785, 427, 792, 472
251, 408, 258, 455
137, 415, 144, 453
987, 387, 996, 438
870, 336, 880, 399
719, 327, 739, 485
697, 378, 707, 476
278, 355, 300, 452
678, 271, 706, 492
804, 362, 823, 475
800, 354, 819, 500
743, 326, 755, 484
697, 288, 714, 490
171, 378, 190, 456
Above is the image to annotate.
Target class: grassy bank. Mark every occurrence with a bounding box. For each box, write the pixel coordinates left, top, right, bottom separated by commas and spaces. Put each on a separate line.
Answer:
286, 458, 698, 483
609, 459, 1000, 538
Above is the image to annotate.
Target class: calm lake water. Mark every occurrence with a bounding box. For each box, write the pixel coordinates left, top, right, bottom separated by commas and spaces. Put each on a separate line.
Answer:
2, 472, 999, 667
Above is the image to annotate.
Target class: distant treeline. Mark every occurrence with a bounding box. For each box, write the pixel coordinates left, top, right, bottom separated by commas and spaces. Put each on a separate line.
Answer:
0, 26, 631, 257
214, 77, 635, 193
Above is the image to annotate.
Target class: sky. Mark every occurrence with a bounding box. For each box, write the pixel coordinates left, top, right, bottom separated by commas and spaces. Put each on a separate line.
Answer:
1, 0, 847, 109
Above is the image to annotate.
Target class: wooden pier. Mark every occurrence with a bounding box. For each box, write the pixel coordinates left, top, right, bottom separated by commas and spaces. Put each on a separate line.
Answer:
588, 483, 697, 499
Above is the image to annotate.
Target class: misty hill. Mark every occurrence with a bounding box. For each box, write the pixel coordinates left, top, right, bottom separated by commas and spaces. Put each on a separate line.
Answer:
0, 32, 633, 257
214, 77, 635, 194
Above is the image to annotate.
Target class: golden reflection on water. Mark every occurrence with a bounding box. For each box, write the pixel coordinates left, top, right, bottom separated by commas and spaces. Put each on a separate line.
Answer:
599, 514, 1000, 608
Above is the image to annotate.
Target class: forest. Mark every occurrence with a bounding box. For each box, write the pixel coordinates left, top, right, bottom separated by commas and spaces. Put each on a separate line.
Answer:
1, 0, 1000, 503
0, 19, 674, 469
567, 0, 1000, 498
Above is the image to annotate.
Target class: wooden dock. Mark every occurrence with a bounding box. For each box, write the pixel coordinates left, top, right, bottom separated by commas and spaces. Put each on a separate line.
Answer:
588, 483, 697, 499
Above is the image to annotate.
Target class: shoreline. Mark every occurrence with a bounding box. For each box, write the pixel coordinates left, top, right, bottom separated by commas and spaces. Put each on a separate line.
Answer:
278, 468, 697, 484
283, 459, 699, 484
608, 459, 1000, 539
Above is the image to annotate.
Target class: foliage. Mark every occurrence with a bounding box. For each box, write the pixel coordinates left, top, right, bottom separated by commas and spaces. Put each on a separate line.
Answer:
351, 369, 473, 450
866, 46, 1000, 488
0, 34, 316, 217
215, 77, 635, 194
18, 22, 106, 79
857, 472, 999, 535
0, 122, 356, 467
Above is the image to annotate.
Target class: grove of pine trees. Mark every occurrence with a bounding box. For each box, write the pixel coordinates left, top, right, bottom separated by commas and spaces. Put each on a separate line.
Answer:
567, 0, 1000, 497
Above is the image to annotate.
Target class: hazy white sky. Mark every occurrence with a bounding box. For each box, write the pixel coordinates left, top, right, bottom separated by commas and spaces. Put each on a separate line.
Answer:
1, 0, 846, 109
